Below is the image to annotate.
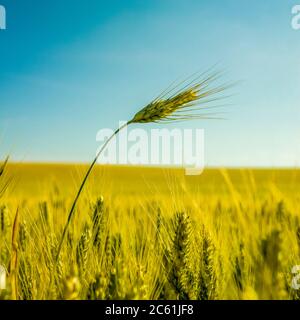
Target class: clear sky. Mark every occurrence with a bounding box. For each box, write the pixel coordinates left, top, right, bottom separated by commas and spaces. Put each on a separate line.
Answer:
0, 0, 299, 167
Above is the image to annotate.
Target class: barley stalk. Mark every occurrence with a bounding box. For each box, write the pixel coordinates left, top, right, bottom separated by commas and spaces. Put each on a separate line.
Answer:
10, 207, 20, 300
56, 70, 228, 262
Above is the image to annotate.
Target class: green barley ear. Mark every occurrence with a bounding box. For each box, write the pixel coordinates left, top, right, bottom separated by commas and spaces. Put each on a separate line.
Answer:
39, 201, 50, 228
0, 205, 10, 234
172, 212, 192, 260
233, 242, 245, 294
167, 211, 194, 300
111, 233, 122, 265
92, 196, 106, 249
198, 227, 217, 300
129, 71, 228, 124
18, 219, 28, 252
76, 224, 91, 274
155, 208, 162, 247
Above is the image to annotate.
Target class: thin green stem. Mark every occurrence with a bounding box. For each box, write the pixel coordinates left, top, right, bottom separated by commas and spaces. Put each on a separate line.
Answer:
55, 121, 129, 263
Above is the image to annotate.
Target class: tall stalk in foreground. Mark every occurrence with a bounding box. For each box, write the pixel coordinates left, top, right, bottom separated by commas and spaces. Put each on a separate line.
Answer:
55, 70, 229, 262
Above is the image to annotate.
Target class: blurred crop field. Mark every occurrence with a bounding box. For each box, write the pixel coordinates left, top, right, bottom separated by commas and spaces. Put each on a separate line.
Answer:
1, 163, 300, 300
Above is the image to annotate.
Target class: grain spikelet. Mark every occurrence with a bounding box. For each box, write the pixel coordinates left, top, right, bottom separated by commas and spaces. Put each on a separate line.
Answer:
0, 205, 10, 234
76, 225, 91, 274
130, 71, 227, 124
198, 227, 217, 300
92, 196, 106, 249
18, 220, 28, 252
167, 212, 194, 300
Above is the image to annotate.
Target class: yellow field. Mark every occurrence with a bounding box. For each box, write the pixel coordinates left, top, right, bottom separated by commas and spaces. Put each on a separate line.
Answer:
1, 163, 300, 300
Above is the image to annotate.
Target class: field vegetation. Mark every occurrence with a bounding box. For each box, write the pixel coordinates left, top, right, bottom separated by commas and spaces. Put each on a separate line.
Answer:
1, 163, 300, 300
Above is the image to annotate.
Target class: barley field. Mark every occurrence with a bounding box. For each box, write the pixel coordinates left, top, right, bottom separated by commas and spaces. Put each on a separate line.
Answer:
0, 163, 300, 300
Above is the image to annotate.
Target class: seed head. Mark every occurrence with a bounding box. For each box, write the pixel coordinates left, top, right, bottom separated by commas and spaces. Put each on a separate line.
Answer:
129, 71, 228, 124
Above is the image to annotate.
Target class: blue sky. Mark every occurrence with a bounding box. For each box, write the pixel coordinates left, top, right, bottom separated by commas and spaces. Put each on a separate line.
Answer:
0, 0, 299, 167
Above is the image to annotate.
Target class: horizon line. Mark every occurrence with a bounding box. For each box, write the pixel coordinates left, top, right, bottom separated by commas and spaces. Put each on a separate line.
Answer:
4, 160, 300, 170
